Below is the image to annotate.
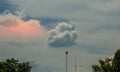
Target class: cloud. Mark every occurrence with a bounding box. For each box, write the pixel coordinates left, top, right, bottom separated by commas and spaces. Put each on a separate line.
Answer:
23, 16, 70, 30
10, 0, 120, 18
0, 0, 18, 14
0, 0, 120, 72
0, 13, 47, 40
48, 22, 77, 47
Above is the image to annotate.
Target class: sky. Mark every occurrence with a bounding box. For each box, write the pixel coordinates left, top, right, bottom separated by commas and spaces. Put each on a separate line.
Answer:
0, 0, 120, 72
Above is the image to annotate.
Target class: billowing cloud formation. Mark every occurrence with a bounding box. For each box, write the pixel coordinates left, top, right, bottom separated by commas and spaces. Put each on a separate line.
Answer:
0, 13, 47, 40
48, 22, 77, 47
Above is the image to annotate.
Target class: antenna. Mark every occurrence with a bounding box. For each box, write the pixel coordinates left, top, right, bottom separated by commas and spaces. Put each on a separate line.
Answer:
75, 56, 77, 72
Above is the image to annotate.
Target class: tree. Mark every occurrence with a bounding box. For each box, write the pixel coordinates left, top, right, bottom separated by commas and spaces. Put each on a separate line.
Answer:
91, 49, 120, 72
0, 58, 31, 72
112, 49, 120, 72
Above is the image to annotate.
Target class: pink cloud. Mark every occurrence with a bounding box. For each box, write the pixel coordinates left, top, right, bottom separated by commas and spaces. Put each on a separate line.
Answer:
0, 13, 47, 40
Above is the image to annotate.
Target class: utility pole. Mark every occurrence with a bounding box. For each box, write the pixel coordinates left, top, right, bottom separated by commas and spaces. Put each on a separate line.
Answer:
65, 51, 68, 72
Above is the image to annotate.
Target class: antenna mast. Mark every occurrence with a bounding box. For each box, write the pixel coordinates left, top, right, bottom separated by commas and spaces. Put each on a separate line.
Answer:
75, 56, 77, 72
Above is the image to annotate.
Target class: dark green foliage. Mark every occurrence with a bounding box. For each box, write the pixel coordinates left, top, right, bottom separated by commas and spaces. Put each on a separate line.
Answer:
112, 49, 120, 72
92, 49, 120, 72
92, 64, 101, 72
92, 58, 112, 72
0, 58, 31, 72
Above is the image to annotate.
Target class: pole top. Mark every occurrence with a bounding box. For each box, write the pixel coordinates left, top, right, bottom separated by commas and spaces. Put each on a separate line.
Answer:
65, 51, 68, 54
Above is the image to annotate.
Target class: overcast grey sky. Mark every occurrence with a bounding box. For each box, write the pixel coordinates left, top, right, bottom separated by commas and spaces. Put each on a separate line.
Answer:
0, 0, 120, 72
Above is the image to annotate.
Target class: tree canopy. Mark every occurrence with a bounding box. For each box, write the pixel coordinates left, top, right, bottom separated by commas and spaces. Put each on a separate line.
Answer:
0, 58, 31, 72
92, 49, 120, 72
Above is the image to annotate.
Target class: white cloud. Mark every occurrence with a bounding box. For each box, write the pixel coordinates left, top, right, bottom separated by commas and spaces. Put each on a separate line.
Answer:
48, 22, 77, 47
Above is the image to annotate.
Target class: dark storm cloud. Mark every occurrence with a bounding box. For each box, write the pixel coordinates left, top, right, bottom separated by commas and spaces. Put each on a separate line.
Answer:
23, 16, 70, 30
0, 0, 18, 14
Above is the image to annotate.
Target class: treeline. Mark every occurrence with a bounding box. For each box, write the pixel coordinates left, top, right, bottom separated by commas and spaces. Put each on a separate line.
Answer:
0, 49, 120, 72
